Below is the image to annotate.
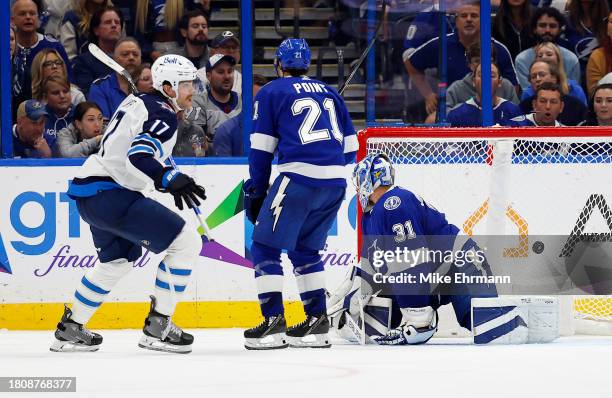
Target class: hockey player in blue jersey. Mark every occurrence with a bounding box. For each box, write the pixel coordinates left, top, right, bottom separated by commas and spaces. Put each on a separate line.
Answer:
327, 153, 560, 345
242, 38, 358, 350
51, 54, 206, 354
329, 154, 496, 345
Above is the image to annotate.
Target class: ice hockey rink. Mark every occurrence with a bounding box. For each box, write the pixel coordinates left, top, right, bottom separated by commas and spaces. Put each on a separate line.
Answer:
2, 329, 612, 398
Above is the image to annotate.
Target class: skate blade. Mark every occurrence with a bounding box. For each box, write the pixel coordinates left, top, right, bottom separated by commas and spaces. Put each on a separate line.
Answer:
288, 333, 331, 348
50, 338, 100, 352
244, 333, 289, 350
138, 335, 192, 354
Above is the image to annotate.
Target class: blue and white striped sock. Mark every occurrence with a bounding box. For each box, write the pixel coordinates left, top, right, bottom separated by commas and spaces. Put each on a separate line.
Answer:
153, 262, 192, 316
71, 259, 133, 325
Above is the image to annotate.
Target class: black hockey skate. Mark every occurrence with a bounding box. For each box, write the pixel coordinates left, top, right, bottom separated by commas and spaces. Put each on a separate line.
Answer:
244, 314, 288, 350
286, 314, 331, 348
50, 305, 103, 352
138, 296, 193, 354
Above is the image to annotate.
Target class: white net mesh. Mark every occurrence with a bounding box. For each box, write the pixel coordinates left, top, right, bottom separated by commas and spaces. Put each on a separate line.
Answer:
362, 129, 612, 331
366, 137, 612, 165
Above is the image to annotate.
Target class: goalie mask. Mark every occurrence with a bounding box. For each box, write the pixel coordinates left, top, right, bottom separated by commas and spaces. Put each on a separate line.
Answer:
352, 153, 394, 212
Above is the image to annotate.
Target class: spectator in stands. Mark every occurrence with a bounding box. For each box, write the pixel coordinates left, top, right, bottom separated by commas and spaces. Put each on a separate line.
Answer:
10, 25, 16, 60
447, 42, 519, 110
405, 1, 517, 115
586, 12, 612, 95
11, 0, 71, 119
57, 101, 104, 157
60, 0, 116, 62
447, 62, 522, 127
492, 0, 536, 60
173, 114, 207, 157
42, 75, 75, 155
131, 63, 153, 93
13, 100, 52, 158
511, 82, 565, 126
31, 49, 86, 108
213, 74, 267, 157
515, 7, 581, 90
520, 42, 587, 105
45, 0, 72, 38
401, 0, 458, 60
196, 31, 243, 94
519, 60, 587, 125
72, 6, 123, 93
88, 37, 142, 120
564, 0, 609, 80
583, 82, 612, 125
134, 0, 207, 60
188, 54, 242, 154
177, 9, 209, 69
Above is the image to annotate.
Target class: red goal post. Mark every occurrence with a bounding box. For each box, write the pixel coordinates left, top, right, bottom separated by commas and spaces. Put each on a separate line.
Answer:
356, 126, 612, 336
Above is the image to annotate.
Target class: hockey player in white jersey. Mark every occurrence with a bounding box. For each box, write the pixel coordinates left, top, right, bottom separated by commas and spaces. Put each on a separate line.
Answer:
50, 54, 206, 354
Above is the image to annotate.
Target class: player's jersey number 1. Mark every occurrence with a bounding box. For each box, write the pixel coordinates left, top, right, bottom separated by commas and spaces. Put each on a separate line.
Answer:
291, 98, 343, 145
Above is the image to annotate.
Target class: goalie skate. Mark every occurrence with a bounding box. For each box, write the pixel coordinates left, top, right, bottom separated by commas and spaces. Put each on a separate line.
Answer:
244, 314, 288, 350
138, 296, 193, 354
50, 305, 103, 352
287, 314, 331, 348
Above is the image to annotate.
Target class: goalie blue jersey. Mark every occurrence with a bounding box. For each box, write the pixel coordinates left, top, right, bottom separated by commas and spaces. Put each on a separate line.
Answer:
249, 76, 358, 191
362, 186, 459, 250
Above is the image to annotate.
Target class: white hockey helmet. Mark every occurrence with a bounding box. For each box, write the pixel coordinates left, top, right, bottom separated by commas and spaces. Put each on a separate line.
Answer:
352, 153, 395, 212
151, 54, 197, 110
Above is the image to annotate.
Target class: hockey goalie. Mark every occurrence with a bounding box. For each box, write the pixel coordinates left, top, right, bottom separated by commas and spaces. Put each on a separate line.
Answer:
327, 153, 560, 345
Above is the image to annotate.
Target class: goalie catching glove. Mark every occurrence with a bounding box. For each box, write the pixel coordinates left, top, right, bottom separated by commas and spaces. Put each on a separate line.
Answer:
155, 167, 206, 210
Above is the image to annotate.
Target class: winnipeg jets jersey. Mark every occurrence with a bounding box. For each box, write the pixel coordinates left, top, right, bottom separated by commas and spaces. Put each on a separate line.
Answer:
249, 76, 358, 191
68, 92, 178, 197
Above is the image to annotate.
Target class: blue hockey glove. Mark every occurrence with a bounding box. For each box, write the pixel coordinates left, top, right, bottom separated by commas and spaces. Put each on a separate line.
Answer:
155, 167, 207, 211
243, 179, 267, 224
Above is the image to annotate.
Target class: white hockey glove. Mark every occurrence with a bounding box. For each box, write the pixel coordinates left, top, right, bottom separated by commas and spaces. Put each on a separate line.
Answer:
373, 307, 438, 345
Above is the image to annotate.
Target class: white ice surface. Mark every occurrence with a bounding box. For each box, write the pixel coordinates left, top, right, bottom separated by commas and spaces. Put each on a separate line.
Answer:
1, 329, 612, 398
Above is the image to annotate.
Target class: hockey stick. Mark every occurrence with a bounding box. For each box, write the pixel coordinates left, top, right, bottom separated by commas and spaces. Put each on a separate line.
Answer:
88, 43, 214, 241
338, 0, 388, 95
88, 43, 138, 94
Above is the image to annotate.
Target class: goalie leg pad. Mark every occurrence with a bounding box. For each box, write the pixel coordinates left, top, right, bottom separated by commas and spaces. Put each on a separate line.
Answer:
471, 297, 560, 344
519, 296, 560, 343
472, 297, 528, 344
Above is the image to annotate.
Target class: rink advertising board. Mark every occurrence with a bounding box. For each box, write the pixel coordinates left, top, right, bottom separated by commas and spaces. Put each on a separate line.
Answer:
0, 164, 357, 329
1, 161, 611, 329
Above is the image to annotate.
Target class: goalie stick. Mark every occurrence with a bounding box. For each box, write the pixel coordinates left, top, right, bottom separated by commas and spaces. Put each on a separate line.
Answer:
87, 43, 214, 241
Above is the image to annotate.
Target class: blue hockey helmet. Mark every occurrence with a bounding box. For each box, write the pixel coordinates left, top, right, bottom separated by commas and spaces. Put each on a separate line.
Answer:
275, 38, 311, 71
352, 153, 395, 212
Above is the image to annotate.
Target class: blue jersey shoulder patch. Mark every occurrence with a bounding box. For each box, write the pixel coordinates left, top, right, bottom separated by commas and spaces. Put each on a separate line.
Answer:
383, 195, 402, 210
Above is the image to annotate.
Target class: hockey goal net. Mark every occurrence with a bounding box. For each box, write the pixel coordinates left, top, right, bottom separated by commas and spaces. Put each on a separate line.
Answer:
357, 127, 612, 336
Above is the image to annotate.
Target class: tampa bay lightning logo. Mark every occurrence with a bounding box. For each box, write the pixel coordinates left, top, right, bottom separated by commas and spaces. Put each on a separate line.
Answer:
384, 196, 401, 210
